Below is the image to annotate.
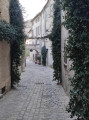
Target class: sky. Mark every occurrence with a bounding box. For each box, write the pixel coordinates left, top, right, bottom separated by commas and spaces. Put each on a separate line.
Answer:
19, 0, 47, 21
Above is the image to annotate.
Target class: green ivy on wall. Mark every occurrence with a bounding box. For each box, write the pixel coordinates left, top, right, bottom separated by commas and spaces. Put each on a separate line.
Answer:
63, 0, 89, 119
9, 0, 25, 87
41, 46, 47, 66
0, 21, 16, 42
49, 0, 62, 84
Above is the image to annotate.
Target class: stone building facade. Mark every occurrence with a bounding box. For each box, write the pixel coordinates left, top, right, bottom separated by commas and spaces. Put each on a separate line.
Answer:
0, 0, 11, 94
27, 0, 54, 66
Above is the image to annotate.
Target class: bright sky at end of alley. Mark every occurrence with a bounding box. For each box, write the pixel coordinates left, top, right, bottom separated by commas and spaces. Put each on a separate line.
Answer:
19, 0, 47, 21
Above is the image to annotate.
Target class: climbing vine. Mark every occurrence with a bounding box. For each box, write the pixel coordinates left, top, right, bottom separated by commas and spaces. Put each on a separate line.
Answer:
49, 0, 61, 83
41, 46, 47, 66
0, 21, 16, 42
63, 0, 89, 119
9, 0, 25, 87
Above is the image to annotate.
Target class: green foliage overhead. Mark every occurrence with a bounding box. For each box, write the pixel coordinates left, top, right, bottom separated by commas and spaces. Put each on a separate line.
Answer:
63, 0, 89, 119
0, 21, 16, 42
41, 46, 47, 66
9, 0, 24, 40
49, 0, 61, 83
9, 0, 25, 87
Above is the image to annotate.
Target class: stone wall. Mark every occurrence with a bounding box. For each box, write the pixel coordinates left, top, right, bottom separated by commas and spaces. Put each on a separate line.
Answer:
0, 41, 11, 93
61, 10, 74, 96
0, 0, 10, 23
30, 0, 54, 66
0, 0, 11, 93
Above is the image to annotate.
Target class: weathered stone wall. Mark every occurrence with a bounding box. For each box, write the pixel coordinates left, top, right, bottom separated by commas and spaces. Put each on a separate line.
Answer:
0, 0, 10, 23
61, 10, 74, 96
30, 0, 54, 66
0, 41, 11, 93
0, 0, 11, 93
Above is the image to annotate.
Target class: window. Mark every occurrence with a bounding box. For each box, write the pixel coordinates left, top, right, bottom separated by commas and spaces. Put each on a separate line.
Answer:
32, 22, 34, 25
50, 6, 51, 15
38, 26, 40, 35
35, 19, 37, 23
43, 11, 45, 18
45, 11, 47, 20
32, 41, 34, 45
36, 27, 38, 36
40, 25, 41, 34
38, 17, 39, 22
38, 26, 39, 35
49, 4, 53, 17
32, 30, 34, 37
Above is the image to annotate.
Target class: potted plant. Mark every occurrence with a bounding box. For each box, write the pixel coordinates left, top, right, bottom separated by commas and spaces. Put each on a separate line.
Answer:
37, 56, 41, 65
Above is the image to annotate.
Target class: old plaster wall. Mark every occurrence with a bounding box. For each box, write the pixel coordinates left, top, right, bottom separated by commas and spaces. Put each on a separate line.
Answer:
0, 41, 11, 93
0, 0, 11, 93
61, 10, 74, 96
0, 0, 10, 23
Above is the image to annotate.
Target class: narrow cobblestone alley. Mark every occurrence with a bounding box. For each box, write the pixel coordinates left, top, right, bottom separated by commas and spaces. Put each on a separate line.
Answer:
0, 59, 73, 120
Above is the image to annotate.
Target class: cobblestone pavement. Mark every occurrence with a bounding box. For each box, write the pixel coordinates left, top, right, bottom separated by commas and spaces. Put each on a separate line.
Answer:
0, 59, 74, 120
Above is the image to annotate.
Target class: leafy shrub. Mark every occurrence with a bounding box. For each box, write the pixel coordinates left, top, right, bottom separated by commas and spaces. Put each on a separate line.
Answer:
49, 0, 61, 83
63, 0, 89, 119
0, 21, 16, 42
41, 46, 47, 66
9, 0, 25, 87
